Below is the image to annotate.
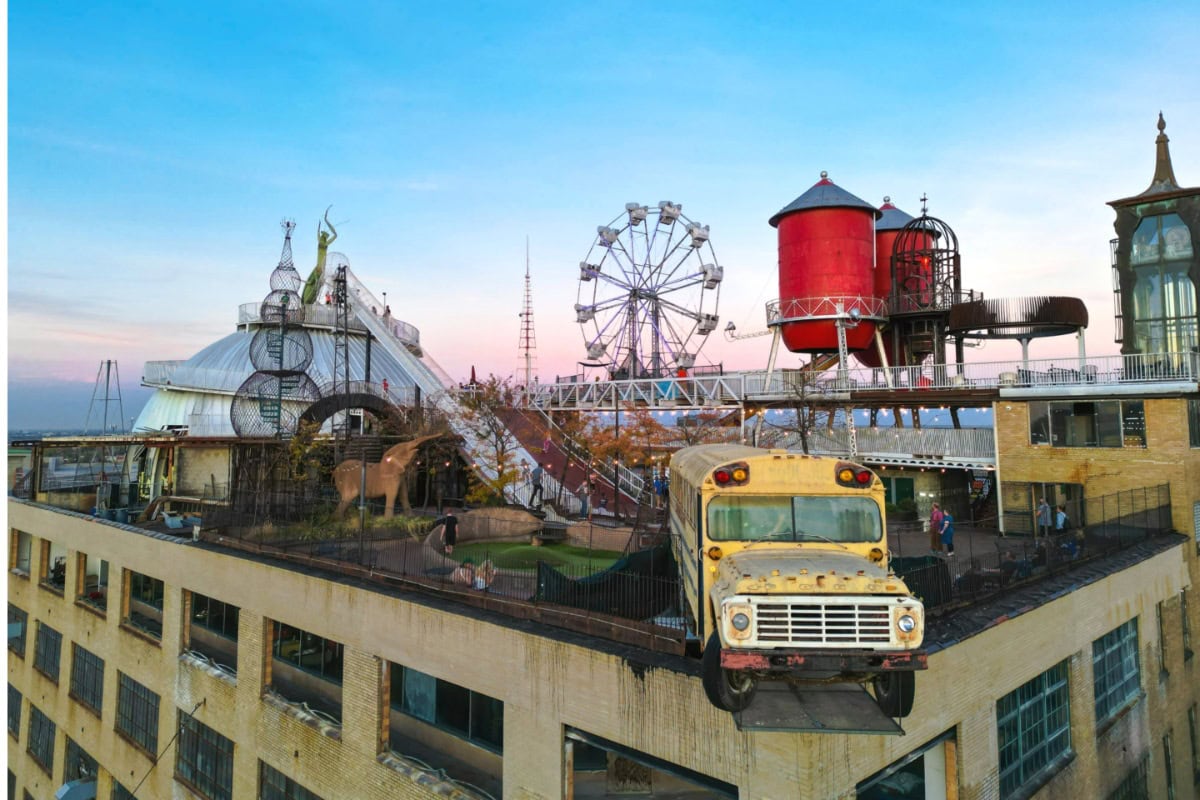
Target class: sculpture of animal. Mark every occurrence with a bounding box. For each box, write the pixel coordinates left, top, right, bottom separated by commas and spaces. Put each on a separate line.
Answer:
333, 434, 440, 519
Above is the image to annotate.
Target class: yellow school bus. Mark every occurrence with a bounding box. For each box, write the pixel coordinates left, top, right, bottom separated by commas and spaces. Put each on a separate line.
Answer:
669, 444, 926, 715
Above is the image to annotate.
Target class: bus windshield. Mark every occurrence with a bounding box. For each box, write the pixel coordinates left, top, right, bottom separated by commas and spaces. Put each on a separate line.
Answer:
706, 495, 883, 543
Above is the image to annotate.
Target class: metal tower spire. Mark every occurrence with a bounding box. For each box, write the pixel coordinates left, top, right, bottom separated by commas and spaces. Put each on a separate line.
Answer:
518, 237, 538, 404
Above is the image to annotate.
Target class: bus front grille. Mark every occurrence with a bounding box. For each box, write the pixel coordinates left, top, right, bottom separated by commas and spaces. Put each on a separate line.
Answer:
754, 601, 893, 646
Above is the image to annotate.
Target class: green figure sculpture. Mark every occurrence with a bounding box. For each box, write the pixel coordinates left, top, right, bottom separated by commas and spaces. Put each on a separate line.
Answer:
301, 206, 338, 305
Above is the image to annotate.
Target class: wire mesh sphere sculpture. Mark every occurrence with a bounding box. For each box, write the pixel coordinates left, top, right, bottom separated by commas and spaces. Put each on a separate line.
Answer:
230, 372, 323, 438
575, 202, 723, 379
249, 327, 314, 374
270, 263, 303, 294
260, 290, 305, 326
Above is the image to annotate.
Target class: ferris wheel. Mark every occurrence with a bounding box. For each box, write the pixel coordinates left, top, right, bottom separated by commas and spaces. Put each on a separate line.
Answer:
575, 201, 723, 379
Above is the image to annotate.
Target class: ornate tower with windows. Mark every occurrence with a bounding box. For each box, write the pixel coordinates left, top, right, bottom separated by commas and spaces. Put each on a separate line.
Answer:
1108, 113, 1199, 366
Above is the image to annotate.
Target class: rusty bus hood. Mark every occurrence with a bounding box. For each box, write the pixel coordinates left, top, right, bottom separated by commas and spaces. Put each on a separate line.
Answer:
716, 547, 906, 596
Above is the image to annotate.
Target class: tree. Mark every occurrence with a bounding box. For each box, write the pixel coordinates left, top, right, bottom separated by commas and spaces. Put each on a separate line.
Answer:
459, 375, 521, 504
760, 367, 838, 454
674, 409, 737, 447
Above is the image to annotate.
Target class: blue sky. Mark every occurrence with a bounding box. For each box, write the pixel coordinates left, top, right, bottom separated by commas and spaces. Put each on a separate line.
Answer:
7, 1, 1200, 428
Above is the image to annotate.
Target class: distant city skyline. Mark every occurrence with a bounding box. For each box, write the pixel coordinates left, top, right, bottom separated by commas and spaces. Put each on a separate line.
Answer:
8, 2, 1200, 428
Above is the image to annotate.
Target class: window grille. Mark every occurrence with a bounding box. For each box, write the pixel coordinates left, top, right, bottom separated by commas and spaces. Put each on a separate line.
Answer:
996, 661, 1072, 798
64, 737, 98, 783
259, 760, 323, 800
13, 530, 32, 572
176, 711, 234, 800
8, 684, 21, 738
1105, 754, 1148, 800
70, 644, 105, 714
1093, 619, 1141, 723
116, 673, 160, 755
7, 605, 26, 656
1181, 590, 1193, 658
26, 705, 55, 774
34, 622, 63, 681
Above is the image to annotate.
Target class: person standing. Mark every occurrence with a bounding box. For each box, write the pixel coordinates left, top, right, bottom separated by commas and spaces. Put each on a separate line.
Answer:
929, 502, 944, 553
940, 509, 956, 556
529, 464, 544, 508
1055, 504, 1069, 533
438, 508, 459, 556
1036, 497, 1051, 538
576, 478, 592, 519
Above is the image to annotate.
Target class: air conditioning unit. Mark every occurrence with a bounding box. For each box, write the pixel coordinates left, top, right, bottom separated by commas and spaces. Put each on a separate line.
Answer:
56, 780, 97, 800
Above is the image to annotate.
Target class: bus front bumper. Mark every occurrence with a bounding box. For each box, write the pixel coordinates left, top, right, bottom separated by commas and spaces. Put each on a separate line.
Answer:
720, 648, 927, 674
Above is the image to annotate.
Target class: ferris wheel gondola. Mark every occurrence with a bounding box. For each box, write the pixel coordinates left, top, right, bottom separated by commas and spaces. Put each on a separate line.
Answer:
575, 201, 723, 379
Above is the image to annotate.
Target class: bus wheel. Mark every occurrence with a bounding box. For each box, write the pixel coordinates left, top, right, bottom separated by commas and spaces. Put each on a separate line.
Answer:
872, 671, 915, 718
702, 635, 757, 712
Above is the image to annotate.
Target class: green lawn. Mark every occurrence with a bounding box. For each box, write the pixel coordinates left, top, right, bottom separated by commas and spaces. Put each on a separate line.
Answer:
451, 541, 623, 571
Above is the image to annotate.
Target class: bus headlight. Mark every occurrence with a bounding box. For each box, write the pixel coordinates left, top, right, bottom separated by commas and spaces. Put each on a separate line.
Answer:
725, 604, 753, 640
897, 614, 916, 633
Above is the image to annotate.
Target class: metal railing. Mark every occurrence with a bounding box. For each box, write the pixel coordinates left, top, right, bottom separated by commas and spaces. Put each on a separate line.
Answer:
786, 427, 996, 462
527, 350, 1200, 409
890, 484, 1173, 615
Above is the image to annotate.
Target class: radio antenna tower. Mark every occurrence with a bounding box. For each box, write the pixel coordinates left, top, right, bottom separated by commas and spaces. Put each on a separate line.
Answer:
517, 237, 538, 405
85, 360, 126, 434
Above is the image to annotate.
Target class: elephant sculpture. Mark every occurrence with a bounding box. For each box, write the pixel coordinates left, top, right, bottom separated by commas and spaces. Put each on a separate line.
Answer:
333, 434, 440, 519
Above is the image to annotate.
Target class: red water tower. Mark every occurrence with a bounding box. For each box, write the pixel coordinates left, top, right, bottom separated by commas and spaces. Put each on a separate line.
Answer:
768, 172, 883, 353
856, 197, 913, 368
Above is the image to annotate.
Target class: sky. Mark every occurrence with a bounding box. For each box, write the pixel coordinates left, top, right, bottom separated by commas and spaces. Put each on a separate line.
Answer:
7, 1, 1200, 429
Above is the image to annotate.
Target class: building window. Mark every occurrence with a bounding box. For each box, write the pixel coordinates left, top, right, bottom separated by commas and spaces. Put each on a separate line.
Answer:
116, 673, 160, 756
1188, 705, 1199, 787
70, 644, 105, 715
124, 571, 164, 640
1030, 400, 1146, 447
1106, 754, 1148, 800
27, 704, 56, 775
8, 604, 27, 657
1158, 601, 1169, 675
1164, 731, 1177, 800
8, 685, 21, 739
64, 737, 98, 783
33, 622, 63, 682
192, 594, 239, 640
1189, 399, 1200, 448
1093, 619, 1141, 724
77, 554, 110, 613
1182, 590, 1194, 660
259, 760, 323, 800
392, 665, 504, 753
39, 540, 67, 592
1129, 212, 1197, 357
272, 622, 343, 684
112, 781, 138, 800
176, 711, 234, 800
996, 660, 1072, 798
11, 530, 32, 574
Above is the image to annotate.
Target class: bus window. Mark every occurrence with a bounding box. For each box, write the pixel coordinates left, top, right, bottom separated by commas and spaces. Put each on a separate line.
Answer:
707, 496, 882, 543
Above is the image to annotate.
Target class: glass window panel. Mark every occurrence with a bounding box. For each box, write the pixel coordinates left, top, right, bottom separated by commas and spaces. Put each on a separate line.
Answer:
471, 692, 504, 751
176, 711, 234, 800
8, 604, 27, 657
707, 495, 882, 542
996, 660, 1071, 798
70, 644, 105, 714
1029, 401, 1050, 445
1121, 402, 1147, 447
34, 622, 63, 682
1093, 619, 1141, 724
401, 667, 436, 723
1162, 214, 1194, 260
116, 673, 160, 754
1131, 217, 1162, 266
8, 684, 21, 737
436, 679, 471, 736
27, 705, 55, 774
